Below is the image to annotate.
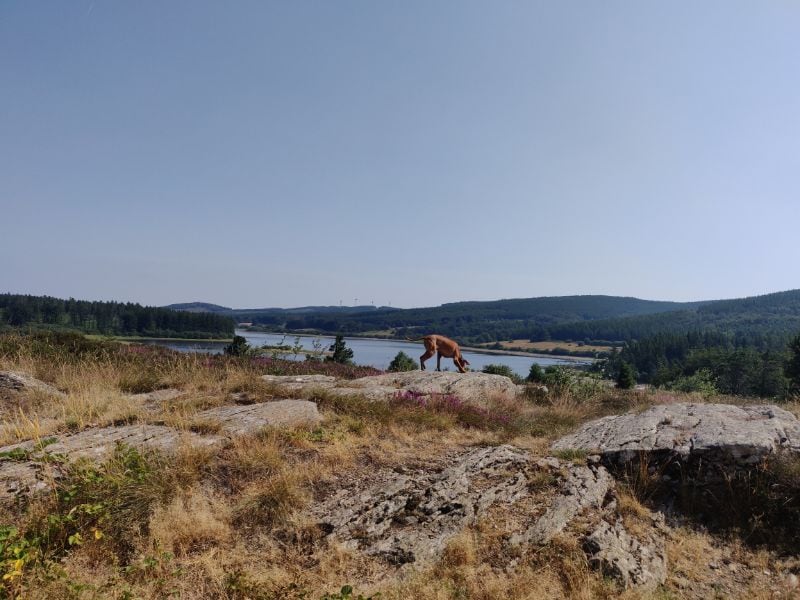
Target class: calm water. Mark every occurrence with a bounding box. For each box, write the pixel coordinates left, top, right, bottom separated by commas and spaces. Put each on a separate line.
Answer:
143, 330, 591, 378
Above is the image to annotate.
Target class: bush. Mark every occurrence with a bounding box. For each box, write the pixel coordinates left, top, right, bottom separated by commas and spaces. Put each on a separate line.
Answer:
326, 335, 354, 365
616, 362, 636, 389
527, 363, 545, 383
664, 368, 718, 396
224, 335, 250, 357
542, 366, 574, 391
482, 364, 523, 384
388, 351, 416, 372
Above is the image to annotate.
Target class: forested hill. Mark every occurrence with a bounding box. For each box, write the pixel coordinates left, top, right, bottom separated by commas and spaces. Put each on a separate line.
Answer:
544, 289, 800, 349
0, 294, 234, 339
165, 303, 390, 317
176, 295, 702, 343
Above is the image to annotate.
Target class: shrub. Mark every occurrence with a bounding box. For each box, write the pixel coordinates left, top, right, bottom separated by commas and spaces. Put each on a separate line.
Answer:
388, 351, 417, 372
542, 366, 574, 391
482, 364, 523, 384
616, 362, 636, 390
664, 368, 718, 396
326, 335, 354, 365
224, 335, 251, 357
0, 444, 171, 591
527, 363, 545, 383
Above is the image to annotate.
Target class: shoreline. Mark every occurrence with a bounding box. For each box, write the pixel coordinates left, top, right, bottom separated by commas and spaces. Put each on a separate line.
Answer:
91, 335, 234, 343
237, 329, 594, 363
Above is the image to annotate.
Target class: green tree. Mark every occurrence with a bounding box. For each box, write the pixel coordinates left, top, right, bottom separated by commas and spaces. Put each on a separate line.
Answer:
326, 335, 354, 364
786, 333, 800, 393
482, 363, 522, 384
665, 368, 718, 397
527, 363, 545, 383
616, 361, 636, 389
388, 351, 416, 372
224, 335, 250, 357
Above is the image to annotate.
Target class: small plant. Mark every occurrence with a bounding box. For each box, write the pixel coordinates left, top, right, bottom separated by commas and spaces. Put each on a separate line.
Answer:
387, 351, 416, 372
527, 363, 545, 383
224, 335, 251, 357
321, 585, 379, 600
482, 364, 523, 384
0, 444, 171, 596
552, 448, 589, 463
326, 335, 354, 365
664, 368, 718, 397
616, 362, 636, 390
305, 337, 325, 362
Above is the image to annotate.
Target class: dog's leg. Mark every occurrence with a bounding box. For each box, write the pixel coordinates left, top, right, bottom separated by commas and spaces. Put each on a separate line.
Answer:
437, 352, 442, 371
420, 350, 434, 370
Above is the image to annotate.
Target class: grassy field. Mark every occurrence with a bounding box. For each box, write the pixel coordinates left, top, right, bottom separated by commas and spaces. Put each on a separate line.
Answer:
480, 339, 615, 353
0, 331, 797, 599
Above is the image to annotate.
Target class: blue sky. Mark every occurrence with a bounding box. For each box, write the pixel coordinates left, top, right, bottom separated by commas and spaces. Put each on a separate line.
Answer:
2, 1, 799, 308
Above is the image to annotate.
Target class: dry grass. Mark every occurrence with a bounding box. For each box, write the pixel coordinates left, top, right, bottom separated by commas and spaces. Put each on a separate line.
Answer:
2, 331, 799, 599
149, 488, 232, 556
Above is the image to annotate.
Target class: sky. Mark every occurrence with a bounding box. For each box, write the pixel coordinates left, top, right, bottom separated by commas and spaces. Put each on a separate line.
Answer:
2, 1, 800, 309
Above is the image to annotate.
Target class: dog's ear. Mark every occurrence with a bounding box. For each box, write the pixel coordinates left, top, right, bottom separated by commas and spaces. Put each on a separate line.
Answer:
462, 359, 470, 365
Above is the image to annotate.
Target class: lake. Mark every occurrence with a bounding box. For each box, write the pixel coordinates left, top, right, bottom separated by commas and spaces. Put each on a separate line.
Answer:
142, 330, 591, 378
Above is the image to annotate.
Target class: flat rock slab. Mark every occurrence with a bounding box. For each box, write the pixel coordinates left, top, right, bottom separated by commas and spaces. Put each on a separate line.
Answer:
264, 371, 519, 406
196, 399, 322, 434
0, 371, 65, 398
553, 403, 800, 466
0, 399, 320, 501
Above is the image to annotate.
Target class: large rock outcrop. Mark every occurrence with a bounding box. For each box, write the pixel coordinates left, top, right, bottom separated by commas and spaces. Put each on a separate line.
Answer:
263, 371, 520, 406
0, 371, 65, 399
312, 445, 531, 565
510, 457, 614, 545
552, 403, 800, 466
311, 445, 667, 589
584, 518, 667, 590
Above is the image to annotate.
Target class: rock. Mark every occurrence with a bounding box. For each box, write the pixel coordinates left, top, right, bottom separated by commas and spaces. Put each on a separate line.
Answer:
552, 403, 800, 467
785, 573, 799, 589
511, 461, 614, 545
0, 400, 320, 501
265, 371, 520, 406
584, 519, 667, 590
261, 375, 338, 392
323, 385, 403, 402
195, 400, 322, 434
349, 371, 519, 406
0, 371, 65, 398
312, 445, 531, 565
127, 388, 185, 403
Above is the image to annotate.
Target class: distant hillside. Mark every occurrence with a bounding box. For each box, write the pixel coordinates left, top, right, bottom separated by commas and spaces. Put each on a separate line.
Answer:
191, 295, 703, 343
165, 303, 394, 320
2, 294, 235, 339
165, 302, 232, 313
160, 291, 800, 350
545, 289, 800, 348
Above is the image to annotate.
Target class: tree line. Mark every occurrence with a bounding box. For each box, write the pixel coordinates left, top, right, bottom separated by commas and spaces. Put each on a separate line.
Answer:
0, 294, 234, 339
601, 329, 799, 399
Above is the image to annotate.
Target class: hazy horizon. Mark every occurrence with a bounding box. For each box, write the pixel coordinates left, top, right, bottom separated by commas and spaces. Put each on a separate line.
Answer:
3, 287, 797, 312
4, 2, 800, 308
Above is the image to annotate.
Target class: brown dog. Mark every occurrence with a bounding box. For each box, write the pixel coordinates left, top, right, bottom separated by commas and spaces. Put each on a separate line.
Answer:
409, 334, 470, 373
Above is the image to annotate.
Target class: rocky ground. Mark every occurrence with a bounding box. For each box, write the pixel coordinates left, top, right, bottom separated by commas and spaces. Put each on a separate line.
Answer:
2, 364, 800, 598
